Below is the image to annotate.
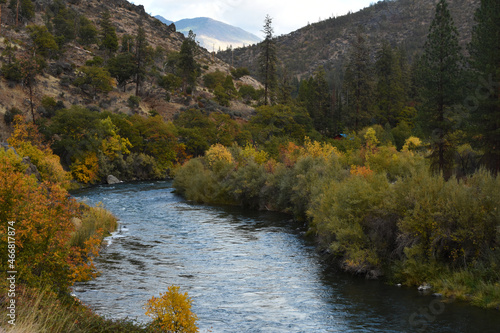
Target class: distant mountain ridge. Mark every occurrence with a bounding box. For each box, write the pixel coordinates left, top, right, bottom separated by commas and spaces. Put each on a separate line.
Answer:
155, 16, 261, 51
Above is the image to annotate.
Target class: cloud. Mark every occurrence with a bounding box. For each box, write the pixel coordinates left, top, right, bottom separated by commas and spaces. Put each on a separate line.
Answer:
132, 0, 373, 36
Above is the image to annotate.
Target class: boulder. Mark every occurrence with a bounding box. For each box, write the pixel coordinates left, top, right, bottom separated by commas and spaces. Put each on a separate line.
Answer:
107, 175, 121, 184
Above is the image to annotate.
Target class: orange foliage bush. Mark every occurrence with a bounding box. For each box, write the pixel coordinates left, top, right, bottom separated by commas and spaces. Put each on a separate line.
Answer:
350, 165, 374, 178
0, 146, 102, 292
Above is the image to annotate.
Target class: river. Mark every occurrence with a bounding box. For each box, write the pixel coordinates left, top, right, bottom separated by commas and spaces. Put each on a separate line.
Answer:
72, 181, 500, 332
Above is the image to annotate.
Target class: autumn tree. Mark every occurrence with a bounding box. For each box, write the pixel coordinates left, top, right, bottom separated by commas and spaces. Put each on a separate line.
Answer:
1, 121, 102, 293
145, 285, 198, 333
417, 0, 464, 178
468, 0, 500, 173
259, 15, 277, 105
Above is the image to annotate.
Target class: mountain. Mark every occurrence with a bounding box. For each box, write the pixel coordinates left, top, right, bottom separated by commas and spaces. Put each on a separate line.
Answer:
154, 15, 173, 26
155, 16, 261, 51
217, 0, 479, 82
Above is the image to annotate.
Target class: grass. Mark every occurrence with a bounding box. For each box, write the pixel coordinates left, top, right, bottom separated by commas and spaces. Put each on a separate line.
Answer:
70, 203, 118, 248
424, 268, 500, 310
1, 285, 150, 333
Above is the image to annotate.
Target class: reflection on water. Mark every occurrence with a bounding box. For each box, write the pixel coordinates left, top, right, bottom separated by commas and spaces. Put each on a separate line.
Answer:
72, 181, 500, 333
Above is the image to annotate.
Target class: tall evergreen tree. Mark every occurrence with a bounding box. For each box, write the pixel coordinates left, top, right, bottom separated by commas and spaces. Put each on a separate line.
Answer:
99, 10, 119, 55
343, 29, 373, 131
134, 20, 149, 96
178, 30, 199, 92
417, 0, 463, 178
468, 0, 500, 173
259, 15, 277, 105
298, 67, 333, 135
374, 42, 405, 127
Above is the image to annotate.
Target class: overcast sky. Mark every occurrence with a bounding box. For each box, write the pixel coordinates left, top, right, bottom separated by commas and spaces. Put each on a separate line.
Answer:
130, 0, 375, 37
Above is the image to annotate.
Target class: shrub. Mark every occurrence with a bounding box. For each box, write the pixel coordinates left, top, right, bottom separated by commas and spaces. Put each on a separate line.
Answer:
4, 107, 23, 125
8, 116, 72, 185
145, 285, 198, 333
202, 70, 226, 90
230, 67, 250, 79
128, 95, 141, 108
70, 152, 100, 184
205, 143, 233, 173
1, 60, 23, 82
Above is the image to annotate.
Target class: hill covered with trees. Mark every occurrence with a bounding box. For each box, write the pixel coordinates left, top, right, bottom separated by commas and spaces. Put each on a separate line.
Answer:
218, 0, 480, 82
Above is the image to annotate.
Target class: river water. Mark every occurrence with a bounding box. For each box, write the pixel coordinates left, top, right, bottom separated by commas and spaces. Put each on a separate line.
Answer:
72, 181, 500, 332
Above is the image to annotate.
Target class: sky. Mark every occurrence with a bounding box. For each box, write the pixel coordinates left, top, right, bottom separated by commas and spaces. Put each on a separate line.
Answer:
129, 0, 376, 37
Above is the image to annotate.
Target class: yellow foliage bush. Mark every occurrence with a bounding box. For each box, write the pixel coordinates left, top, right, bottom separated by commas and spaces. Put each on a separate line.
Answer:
7, 115, 72, 186
240, 143, 269, 165
205, 143, 233, 170
100, 117, 132, 160
402, 136, 422, 152
301, 137, 338, 160
71, 152, 100, 184
145, 285, 198, 333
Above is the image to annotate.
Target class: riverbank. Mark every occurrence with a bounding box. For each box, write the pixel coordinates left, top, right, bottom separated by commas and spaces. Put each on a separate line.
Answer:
0, 134, 150, 331
173, 141, 500, 310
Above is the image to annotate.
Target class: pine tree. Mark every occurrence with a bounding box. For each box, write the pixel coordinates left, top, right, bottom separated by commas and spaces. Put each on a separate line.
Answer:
259, 15, 277, 105
417, 0, 463, 178
134, 20, 149, 96
468, 0, 500, 173
343, 29, 374, 131
178, 30, 199, 93
99, 10, 118, 55
78, 16, 98, 46
298, 67, 333, 135
374, 42, 405, 127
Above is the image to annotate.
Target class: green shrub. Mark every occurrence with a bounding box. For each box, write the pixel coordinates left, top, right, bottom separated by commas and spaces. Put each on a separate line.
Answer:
1, 61, 23, 82
203, 70, 226, 90
231, 67, 250, 79
4, 107, 23, 125
128, 95, 141, 108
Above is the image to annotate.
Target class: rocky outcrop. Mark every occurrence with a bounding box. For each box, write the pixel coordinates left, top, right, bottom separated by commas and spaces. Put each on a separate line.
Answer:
22, 156, 42, 181
107, 174, 121, 184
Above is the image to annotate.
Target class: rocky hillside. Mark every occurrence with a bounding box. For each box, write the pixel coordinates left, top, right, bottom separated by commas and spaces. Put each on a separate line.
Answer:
155, 16, 261, 51
217, 0, 480, 81
0, 0, 255, 140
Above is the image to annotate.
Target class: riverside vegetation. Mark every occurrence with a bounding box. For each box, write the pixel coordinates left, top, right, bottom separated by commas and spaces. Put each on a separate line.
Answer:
174, 134, 500, 309
1, 116, 198, 332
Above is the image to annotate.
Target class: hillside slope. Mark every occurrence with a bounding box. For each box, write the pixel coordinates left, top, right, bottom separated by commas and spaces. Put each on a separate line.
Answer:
0, 0, 245, 140
217, 0, 479, 81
